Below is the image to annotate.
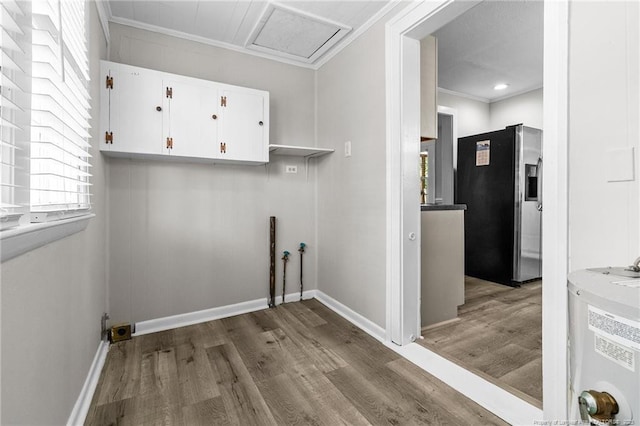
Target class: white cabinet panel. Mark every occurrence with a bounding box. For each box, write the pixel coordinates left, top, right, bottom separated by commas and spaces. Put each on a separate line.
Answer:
163, 79, 219, 159
100, 61, 269, 164
420, 35, 438, 140
102, 62, 164, 154
219, 88, 268, 162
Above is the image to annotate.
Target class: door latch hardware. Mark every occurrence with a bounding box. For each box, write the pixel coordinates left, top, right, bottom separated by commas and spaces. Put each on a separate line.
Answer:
166, 137, 173, 149
220, 142, 226, 153
105, 131, 113, 144
106, 76, 113, 89
221, 96, 227, 107
166, 87, 173, 98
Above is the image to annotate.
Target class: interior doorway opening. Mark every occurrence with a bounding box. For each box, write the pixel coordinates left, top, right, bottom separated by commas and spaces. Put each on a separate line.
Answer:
385, 0, 570, 423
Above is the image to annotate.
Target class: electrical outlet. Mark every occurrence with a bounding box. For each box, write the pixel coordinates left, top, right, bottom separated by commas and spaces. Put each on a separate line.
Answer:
285, 165, 298, 174
345, 141, 352, 157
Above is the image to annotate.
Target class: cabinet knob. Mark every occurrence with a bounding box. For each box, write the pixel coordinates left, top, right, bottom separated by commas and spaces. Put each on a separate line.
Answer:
156, 106, 162, 111
212, 114, 217, 120
258, 121, 264, 126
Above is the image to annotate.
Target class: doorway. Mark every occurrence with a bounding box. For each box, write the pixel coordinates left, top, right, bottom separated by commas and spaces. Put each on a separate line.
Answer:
385, 0, 569, 423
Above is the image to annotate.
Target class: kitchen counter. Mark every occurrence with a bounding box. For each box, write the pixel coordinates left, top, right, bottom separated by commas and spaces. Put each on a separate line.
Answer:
421, 208, 465, 328
421, 204, 467, 211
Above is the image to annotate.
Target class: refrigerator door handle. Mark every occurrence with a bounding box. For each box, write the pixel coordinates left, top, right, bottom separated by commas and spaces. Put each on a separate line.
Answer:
536, 156, 543, 211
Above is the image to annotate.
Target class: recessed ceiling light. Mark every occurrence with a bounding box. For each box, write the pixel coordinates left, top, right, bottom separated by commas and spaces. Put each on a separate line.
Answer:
494, 83, 509, 91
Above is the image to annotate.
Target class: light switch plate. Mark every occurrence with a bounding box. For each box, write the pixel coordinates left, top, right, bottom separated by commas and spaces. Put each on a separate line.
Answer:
345, 141, 352, 157
606, 147, 635, 182
285, 165, 298, 174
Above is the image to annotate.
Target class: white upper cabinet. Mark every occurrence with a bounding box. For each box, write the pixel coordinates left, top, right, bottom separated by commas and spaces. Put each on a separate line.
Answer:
420, 35, 438, 141
100, 61, 269, 164
101, 62, 164, 154
218, 88, 268, 163
163, 78, 219, 159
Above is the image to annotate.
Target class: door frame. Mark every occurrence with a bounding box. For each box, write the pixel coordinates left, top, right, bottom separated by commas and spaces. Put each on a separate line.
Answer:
384, 0, 570, 421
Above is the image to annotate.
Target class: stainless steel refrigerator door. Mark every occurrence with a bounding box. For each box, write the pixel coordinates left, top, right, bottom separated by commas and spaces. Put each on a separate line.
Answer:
513, 125, 543, 282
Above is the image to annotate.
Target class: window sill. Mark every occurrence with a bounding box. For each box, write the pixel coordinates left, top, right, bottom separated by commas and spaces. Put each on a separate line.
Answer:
0, 214, 95, 263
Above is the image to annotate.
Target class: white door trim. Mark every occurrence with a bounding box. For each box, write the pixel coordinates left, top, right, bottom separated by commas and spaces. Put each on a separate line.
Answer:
541, 0, 570, 420
437, 105, 459, 176
384, 0, 481, 346
385, 0, 570, 421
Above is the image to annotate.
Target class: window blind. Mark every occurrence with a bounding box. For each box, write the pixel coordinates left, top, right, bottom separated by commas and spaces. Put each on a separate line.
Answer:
0, 0, 31, 230
30, 0, 91, 221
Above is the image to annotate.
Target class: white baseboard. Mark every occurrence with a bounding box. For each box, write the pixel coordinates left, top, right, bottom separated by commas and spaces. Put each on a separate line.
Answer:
68, 292, 541, 426
67, 340, 109, 426
311, 292, 543, 425
389, 343, 543, 425
133, 289, 385, 344
313, 290, 386, 342
133, 289, 318, 336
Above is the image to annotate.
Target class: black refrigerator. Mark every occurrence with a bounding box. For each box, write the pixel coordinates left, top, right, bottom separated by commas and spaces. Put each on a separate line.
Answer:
455, 124, 542, 286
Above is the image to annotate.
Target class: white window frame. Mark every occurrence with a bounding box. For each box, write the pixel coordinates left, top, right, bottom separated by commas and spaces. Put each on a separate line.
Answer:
1, 0, 31, 231
0, 0, 94, 262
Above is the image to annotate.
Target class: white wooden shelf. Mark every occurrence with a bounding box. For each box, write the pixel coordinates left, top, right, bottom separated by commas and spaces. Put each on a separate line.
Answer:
268, 144, 334, 158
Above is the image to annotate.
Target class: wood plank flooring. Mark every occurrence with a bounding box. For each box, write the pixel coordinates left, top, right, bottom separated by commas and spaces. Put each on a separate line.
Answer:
419, 276, 542, 406
86, 299, 508, 425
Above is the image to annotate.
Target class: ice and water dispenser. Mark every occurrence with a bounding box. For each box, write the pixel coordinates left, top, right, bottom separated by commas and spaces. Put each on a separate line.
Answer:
568, 261, 640, 425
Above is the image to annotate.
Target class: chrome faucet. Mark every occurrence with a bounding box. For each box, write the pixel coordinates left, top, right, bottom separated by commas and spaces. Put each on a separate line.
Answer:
630, 256, 640, 272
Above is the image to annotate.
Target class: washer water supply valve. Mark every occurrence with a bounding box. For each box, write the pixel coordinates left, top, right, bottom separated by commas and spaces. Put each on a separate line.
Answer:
578, 390, 619, 424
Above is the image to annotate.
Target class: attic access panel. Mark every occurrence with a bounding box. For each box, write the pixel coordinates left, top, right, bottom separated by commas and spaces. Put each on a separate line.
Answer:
246, 3, 351, 64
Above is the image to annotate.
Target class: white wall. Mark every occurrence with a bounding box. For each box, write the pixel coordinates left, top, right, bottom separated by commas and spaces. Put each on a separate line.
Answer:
568, 1, 639, 270
490, 88, 543, 130
315, 6, 403, 329
438, 90, 491, 137
107, 24, 318, 324
438, 88, 543, 138
0, 4, 108, 424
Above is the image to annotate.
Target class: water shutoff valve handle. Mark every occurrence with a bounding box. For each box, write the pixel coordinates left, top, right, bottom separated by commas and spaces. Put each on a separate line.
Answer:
578, 390, 619, 423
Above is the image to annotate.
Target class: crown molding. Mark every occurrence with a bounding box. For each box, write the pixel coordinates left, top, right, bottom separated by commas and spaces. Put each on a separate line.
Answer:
314, 0, 401, 69
438, 87, 490, 104
489, 85, 544, 103
438, 85, 544, 104
108, 16, 318, 70
105, 0, 399, 71
94, 0, 111, 43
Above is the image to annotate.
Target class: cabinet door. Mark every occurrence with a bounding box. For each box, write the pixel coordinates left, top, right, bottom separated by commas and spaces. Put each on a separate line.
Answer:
99, 61, 112, 151
420, 35, 438, 140
108, 63, 164, 154
163, 79, 218, 158
218, 89, 267, 162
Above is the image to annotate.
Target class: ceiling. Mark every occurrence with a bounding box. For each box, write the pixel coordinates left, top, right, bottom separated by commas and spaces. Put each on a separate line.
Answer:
104, 1, 543, 100
433, 0, 544, 102
105, 0, 395, 68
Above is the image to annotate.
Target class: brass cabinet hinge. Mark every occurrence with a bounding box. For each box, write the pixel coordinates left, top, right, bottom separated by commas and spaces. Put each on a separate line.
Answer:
221, 96, 227, 107
166, 87, 173, 99
220, 142, 226, 153
106, 76, 114, 89
166, 137, 173, 149
105, 131, 113, 144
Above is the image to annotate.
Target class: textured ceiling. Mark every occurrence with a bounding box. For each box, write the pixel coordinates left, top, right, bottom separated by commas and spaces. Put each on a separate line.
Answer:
106, 1, 393, 67
106, 0, 543, 99
433, 0, 544, 102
